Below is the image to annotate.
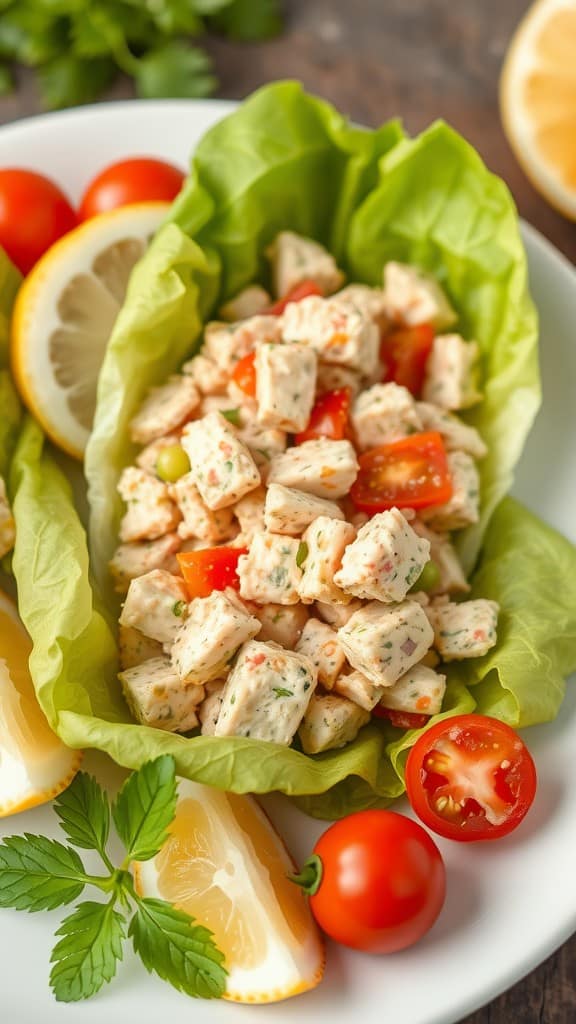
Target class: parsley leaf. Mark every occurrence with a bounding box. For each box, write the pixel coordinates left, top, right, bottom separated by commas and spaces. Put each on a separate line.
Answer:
112, 754, 177, 862
54, 772, 111, 863
38, 55, 116, 109
211, 0, 283, 40
134, 43, 217, 100
0, 835, 88, 912
50, 900, 126, 1002
130, 897, 227, 999
0, 63, 13, 94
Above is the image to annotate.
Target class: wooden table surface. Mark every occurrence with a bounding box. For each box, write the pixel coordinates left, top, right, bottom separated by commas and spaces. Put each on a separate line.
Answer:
1, 1, 575, 1021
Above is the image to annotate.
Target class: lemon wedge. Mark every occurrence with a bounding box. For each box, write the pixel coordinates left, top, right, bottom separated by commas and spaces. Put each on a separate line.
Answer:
0, 587, 81, 817
500, 0, 576, 219
133, 779, 325, 1004
11, 201, 169, 459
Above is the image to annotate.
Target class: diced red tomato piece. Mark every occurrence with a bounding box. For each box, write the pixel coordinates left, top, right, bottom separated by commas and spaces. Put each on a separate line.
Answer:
231, 351, 257, 398
267, 279, 323, 316
350, 431, 453, 513
295, 388, 351, 444
177, 546, 247, 599
372, 706, 430, 730
380, 323, 435, 396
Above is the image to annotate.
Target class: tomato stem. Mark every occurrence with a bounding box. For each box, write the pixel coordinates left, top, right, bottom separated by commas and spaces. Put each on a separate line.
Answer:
289, 854, 323, 896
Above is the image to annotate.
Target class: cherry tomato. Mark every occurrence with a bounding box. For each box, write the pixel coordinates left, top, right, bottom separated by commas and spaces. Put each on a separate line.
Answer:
405, 714, 537, 842
372, 706, 430, 730
177, 546, 247, 599
267, 279, 323, 315
293, 810, 445, 953
231, 351, 257, 398
0, 169, 77, 275
380, 323, 435, 396
350, 431, 453, 513
78, 157, 185, 219
295, 388, 351, 444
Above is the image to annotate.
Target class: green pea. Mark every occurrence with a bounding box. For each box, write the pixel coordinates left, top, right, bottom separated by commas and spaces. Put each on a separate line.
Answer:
411, 559, 441, 593
155, 445, 191, 482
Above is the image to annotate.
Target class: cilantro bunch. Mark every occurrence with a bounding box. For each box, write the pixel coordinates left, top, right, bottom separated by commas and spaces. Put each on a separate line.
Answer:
0, 0, 283, 109
0, 755, 227, 1002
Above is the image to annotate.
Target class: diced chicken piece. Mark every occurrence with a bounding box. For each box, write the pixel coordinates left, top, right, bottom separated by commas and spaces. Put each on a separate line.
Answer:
129, 375, 200, 445
251, 603, 309, 648
422, 334, 482, 410
0, 476, 15, 560
351, 382, 423, 452
119, 657, 204, 733
416, 402, 487, 458
281, 295, 379, 375
411, 519, 470, 594
315, 362, 362, 398
314, 598, 363, 628
219, 284, 271, 322
197, 395, 252, 421
119, 569, 189, 646
266, 231, 344, 298
181, 412, 261, 511
295, 617, 346, 688
170, 473, 236, 542
268, 439, 358, 500
333, 284, 388, 327
109, 534, 182, 594
135, 434, 181, 476
333, 669, 383, 711
203, 316, 281, 374
198, 680, 225, 736
234, 421, 287, 482
382, 261, 457, 331
255, 341, 317, 432
421, 451, 480, 530
264, 483, 344, 536
428, 598, 499, 661
338, 600, 434, 687
118, 468, 181, 543
298, 693, 370, 754
118, 625, 164, 670
233, 486, 267, 543
181, 353, 229, 396
214, 639, 317, 744
238, 532, 302, 605
378, 664, 447, 716
298, 517, 356, 605
171, 590, 261, 685
334, 508, 430, 603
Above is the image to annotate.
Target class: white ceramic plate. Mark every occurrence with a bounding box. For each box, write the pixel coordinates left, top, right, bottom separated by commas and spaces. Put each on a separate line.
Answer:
1, 100, 575, 1024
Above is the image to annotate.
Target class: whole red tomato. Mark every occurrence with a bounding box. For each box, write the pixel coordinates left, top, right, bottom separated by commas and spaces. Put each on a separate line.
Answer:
294, 810, 446, 953
0, 169, 77, 274
79, 157, 185, 220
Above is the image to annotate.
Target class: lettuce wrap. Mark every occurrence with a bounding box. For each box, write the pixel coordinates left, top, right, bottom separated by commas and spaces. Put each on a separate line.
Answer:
8, 83, 576, 818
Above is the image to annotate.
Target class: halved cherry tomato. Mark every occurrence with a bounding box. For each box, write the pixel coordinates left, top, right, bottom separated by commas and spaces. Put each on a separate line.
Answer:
177, 546, 247, 599
380, 323, 435, 396
78, 157, 185, 219
372, 706, 429, 730
267, 279, 323, 315
405, 714, 537, 842
231, 351, 257, 398
350, 431, 453, 513
295, 388, 351, 444
293, 810, 446, 953
0, 169, 77, 274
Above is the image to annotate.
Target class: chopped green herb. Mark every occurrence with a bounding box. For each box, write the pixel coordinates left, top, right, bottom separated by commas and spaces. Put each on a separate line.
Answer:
273, 687, 293, 698
172, 600, 186, 618
296, 541, 308, 569
220, 408, 242, 427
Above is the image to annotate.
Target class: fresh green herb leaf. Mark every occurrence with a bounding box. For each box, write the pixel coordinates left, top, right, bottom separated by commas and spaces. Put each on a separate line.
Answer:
296, 541, 308, 569
220, 407, 242, 426
112, 754, 177, 862
0, 62, 13, 94
0, 835, 88, 912
130, 897, 227, 999
172, 599, 186, 617
54, 773, 111, 863
134, 43, 217, 100
147, 0, 204, 35
69, 6, 126, 59
50, 900, 126, 1002
0, 7, 66, 66
211, 0, 283, 40
273, 687, 293, 698
38, 55, 116, 109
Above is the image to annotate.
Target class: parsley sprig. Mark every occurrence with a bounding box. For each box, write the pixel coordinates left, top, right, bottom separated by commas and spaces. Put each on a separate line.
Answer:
0, 755, 227, 1003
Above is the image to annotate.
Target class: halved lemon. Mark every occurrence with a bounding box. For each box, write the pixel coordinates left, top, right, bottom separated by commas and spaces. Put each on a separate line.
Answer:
133, 779, 325, 1004
11, 202, 169, 459
0, 587, 81, 817
500, 0, 576, 219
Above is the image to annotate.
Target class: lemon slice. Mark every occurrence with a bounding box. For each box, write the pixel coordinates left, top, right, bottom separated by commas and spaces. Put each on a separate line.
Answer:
11, 202, 169, 459
0, 587, 81, 817
500, 0, 576, 219
133, 779, 325, 1004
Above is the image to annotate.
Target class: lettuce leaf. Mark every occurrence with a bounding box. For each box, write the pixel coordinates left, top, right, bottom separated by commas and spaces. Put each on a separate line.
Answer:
0, 246, 21, 369
0, 248, 22, 480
